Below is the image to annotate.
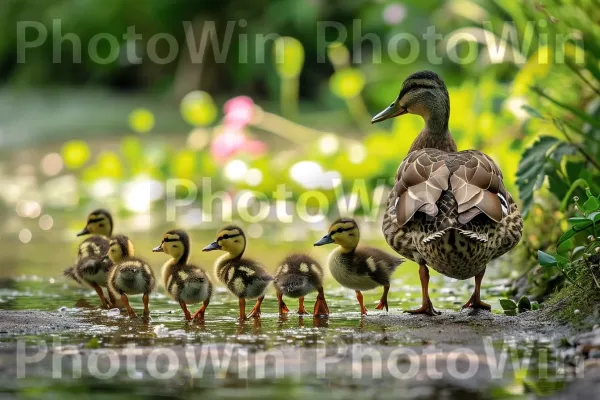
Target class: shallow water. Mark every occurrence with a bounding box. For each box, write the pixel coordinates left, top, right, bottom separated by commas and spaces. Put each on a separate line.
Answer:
0, 228, 573, 399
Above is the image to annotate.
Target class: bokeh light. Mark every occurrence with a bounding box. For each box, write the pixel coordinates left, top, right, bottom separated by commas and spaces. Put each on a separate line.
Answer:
290, 161, 323, 189
330, 68, 365, 99
383, 3, 407, 25
245, 168, 263, 186
19, 228, 32, 244
224, 159, 248, 182
40, 153, 63, 176
39, 214, 53, 230
348, 143, 367, 164
128, 108, 155, 133
187, 128, 210, 150
318, 134, 340, 155
181, 91, 218, 127
16, 200, 41, 218
61, 140, 90, 169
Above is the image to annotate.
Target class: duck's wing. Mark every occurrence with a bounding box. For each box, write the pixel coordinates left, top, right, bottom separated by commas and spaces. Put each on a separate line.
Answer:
351, 249, 402, 286
393, 149, 509, 227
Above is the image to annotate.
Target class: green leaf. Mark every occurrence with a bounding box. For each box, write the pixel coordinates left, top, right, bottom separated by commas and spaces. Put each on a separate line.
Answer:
533, 86, 600, 130
516, 136, 560, 216
531, 301, 540, 311
589, 212, 600, 223
499, 299, 517, 311
557, 238, 574, 256
538, 250, 557, 267
572, 246, 587, 260
583, 196, 600, 213
555, 254, 569, 268
521, 105, 545, 119
518, 296, 532, 313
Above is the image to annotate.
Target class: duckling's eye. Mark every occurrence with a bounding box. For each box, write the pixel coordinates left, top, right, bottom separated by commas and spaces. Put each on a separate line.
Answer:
172, 245, 178, 248
336, 228, 344, 233
98, 223, 105, 227
222, 234, 230, 239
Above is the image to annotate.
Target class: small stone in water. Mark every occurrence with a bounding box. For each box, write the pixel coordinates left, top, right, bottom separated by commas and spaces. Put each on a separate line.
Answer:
106, 308, 120, 317
58, 306, 68, 312
574, 309, 581, 314
154, 324, 169, 337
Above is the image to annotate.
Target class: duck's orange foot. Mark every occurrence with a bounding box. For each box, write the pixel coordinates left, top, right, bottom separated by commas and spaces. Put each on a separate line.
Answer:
313, 296, 329, 317
278, 301, 289, 315
297, 305, 309, 315
375, 298, 389, 312
405, 300, 441, 316
192, 310, 205, 321
247, 306, 261, 319
462, 296, 491, 311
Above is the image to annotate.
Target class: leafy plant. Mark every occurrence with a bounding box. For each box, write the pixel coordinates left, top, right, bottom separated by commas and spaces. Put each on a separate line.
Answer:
499, 296, 539, 316
538, 188, 600, 290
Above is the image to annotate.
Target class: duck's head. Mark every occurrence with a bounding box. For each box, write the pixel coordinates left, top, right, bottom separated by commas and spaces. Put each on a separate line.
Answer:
202, 225, 246, 258
153, 229, 190, 262
314, 218, 360, 251
371, 70, 449, 131
108, 234, 134, 263
77, 209, 113, 237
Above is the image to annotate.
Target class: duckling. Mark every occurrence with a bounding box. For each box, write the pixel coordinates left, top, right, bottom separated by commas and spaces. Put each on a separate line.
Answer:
106, 234, 156, 317
274, 254, 329, 316
314, 218, 403, 315
63, 209, 115, 308
152, 229, 213, 321
202, 225, 273, 320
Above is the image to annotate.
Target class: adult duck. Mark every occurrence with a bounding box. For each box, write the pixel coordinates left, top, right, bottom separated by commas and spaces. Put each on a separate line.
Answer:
372, 70, 523, 315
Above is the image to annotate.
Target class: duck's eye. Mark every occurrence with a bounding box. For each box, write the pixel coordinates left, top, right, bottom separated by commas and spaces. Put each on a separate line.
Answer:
99, 223, 105, 227
222, 234, 230, 239
337, 228, 344, 233
172, 245, 178, 248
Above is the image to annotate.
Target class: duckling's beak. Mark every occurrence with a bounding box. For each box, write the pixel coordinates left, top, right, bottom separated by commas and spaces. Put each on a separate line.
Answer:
371, 97, 407, 124
76, 227, 90, 236
314, 234, 335, 246
152, 245, 164, 253
202, 241, 222, 252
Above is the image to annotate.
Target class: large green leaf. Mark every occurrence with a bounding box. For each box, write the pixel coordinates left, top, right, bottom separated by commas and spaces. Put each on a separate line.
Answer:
516, 136, 560, 216
538, 250, 557, 267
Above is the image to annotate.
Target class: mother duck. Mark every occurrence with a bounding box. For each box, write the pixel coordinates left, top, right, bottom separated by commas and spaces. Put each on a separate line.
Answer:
372, 70, 523, 315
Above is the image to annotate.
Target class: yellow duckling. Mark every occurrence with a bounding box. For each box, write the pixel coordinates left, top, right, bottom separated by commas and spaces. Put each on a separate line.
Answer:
152, 229, 213, 321
274, 254, 329, 316
106, 234, 156, 318
63, 209, 115, 308
314, 218, 403, 315
203, 225, 273, 320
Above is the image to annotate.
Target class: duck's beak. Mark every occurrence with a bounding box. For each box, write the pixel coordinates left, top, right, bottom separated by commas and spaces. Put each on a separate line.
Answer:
371, 97, 407, 124
152, 245, 164, 253
314, 234, 335, 246
76, 227, 89, 236
202, 241, 221, 252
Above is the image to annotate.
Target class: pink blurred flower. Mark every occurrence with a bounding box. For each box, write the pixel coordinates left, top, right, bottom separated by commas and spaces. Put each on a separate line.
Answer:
224, 96, 255, 129
383, 3, 407, 25
210, 126, 266, 163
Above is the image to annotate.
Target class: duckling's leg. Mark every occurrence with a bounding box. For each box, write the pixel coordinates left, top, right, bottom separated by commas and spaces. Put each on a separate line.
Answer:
276, 291, 289, 315
375, 285, 390, 312
355, 291, 367, 315
91, 283, 110, 309
297, 297, 309, 315
238, 297, 247, 320
107, 290, 118, 309
179, 300, 192, 321
192, 300, 210, 320
313, 287, 329, 316
405, 264, 441, 316
247, 295, 265, 318
120, 294, 137, 318
462, 268, 491, 311
142, 293, 150, 316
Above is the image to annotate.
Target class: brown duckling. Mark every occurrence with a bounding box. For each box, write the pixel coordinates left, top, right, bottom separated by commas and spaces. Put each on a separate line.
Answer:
63, 209, 114, 308
314, 218, 403, 315
153, 229, 213, 321
274, 254, 329, 316
203, 225, 272, 320
106, 234, 156, 318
